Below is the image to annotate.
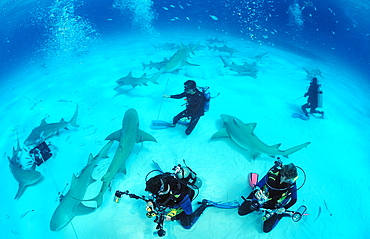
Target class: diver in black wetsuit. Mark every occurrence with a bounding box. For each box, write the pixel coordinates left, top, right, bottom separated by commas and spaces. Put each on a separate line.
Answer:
164, 80, 205, 135
238, 163, 298, 233
145, 173, 209, 229
301, 77, 324, 118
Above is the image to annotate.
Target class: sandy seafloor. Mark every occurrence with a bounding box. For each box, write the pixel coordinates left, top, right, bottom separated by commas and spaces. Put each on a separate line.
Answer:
1, 29, 369, 239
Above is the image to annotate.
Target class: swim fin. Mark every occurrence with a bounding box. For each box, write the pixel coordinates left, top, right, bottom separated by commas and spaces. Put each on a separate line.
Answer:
198, 200, 240, 209
249, 172, 259, 188
151, 120, 173, 129
152, 160, 164, 173
291, 113, 309, 121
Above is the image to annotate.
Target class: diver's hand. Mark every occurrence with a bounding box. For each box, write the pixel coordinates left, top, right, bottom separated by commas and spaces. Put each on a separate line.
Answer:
163, 94, 170, 98
146, 201, 154, 211
276, 207, 285, 214
254, 189, 264, 200
165, 216, 172, 221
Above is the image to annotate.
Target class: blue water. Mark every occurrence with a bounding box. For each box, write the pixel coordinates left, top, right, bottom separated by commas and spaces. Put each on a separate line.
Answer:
1, 0, 369, 78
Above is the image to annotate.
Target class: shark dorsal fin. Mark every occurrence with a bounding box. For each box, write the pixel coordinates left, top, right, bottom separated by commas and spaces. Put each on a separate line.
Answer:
270, 143, 281, 149
127, 71, 132, 77
247, 123, 257, 132
141, 73, 147, 78
87, 153, 94, 164
40, 119, 48, 126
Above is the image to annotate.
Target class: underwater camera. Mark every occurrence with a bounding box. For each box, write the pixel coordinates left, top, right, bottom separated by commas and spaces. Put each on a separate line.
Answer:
292, 205, 307, 222
250, 189, 269, 211
153, 228, 166, 237
29, 141, 53, 166
113, 190, 125, 203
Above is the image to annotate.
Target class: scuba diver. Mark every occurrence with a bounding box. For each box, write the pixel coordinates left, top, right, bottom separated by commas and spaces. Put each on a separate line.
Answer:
301, 77, 324, 119
163, 80, 206, 135
145, 168, 209, 230
238, 162, 299, 233
116, 162, 239, 237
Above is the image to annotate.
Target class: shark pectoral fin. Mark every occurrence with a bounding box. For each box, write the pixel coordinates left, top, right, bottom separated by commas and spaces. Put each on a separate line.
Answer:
105, 130, 122, 141
211, 128, 229, 140
74, 203, 96, 216
184, 61, 200, 66
14, 183, 26, 200
97, 140, 114, 159
119, 164, 127, 175
137, 130, 157, 143
89, 176, 97, 185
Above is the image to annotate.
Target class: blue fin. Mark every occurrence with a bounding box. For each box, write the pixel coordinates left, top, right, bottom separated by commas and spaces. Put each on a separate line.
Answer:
152, 160, 164, 173
151, 120, 173, 129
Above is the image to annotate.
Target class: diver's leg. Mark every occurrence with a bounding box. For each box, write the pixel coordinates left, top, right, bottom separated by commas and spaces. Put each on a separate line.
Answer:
179, 202, 208, 229
185, 116, 200, 135
172, 110, 187, 125
301, 103, 310, 117
263, 213, 283, 233
310, 107, 324, 116
238, 192, 255, 216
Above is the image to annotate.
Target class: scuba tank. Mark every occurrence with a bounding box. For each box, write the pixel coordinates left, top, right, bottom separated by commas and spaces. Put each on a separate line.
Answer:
317, 86, 323, 108
198, 86, 211, 112
173, 164, 202, 190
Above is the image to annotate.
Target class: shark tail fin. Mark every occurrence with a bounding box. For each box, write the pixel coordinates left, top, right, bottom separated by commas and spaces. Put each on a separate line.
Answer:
69, 104, 80, 128
14, 183, 26, 200
150, 69, 163, 84
219, 56, 228, 67
281, 142, 311, 158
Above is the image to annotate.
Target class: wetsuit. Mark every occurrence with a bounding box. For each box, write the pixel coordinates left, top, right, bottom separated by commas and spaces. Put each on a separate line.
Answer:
301, 81, 322, 116
153, 174, 208, 229
238, 166, 297, 233
170, 89, 205, 135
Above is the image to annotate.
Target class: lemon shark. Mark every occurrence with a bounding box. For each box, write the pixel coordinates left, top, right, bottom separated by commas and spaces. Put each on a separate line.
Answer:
49, 140, 114, 231
24, 104, 80, 146
114, 71, 162, 89
219, 56, 258, 78
88, 108, 157, 208
211, 114, 311, 159
208, 44, 239, 55
158, 43, 200, 74
8, 138, 42, 200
